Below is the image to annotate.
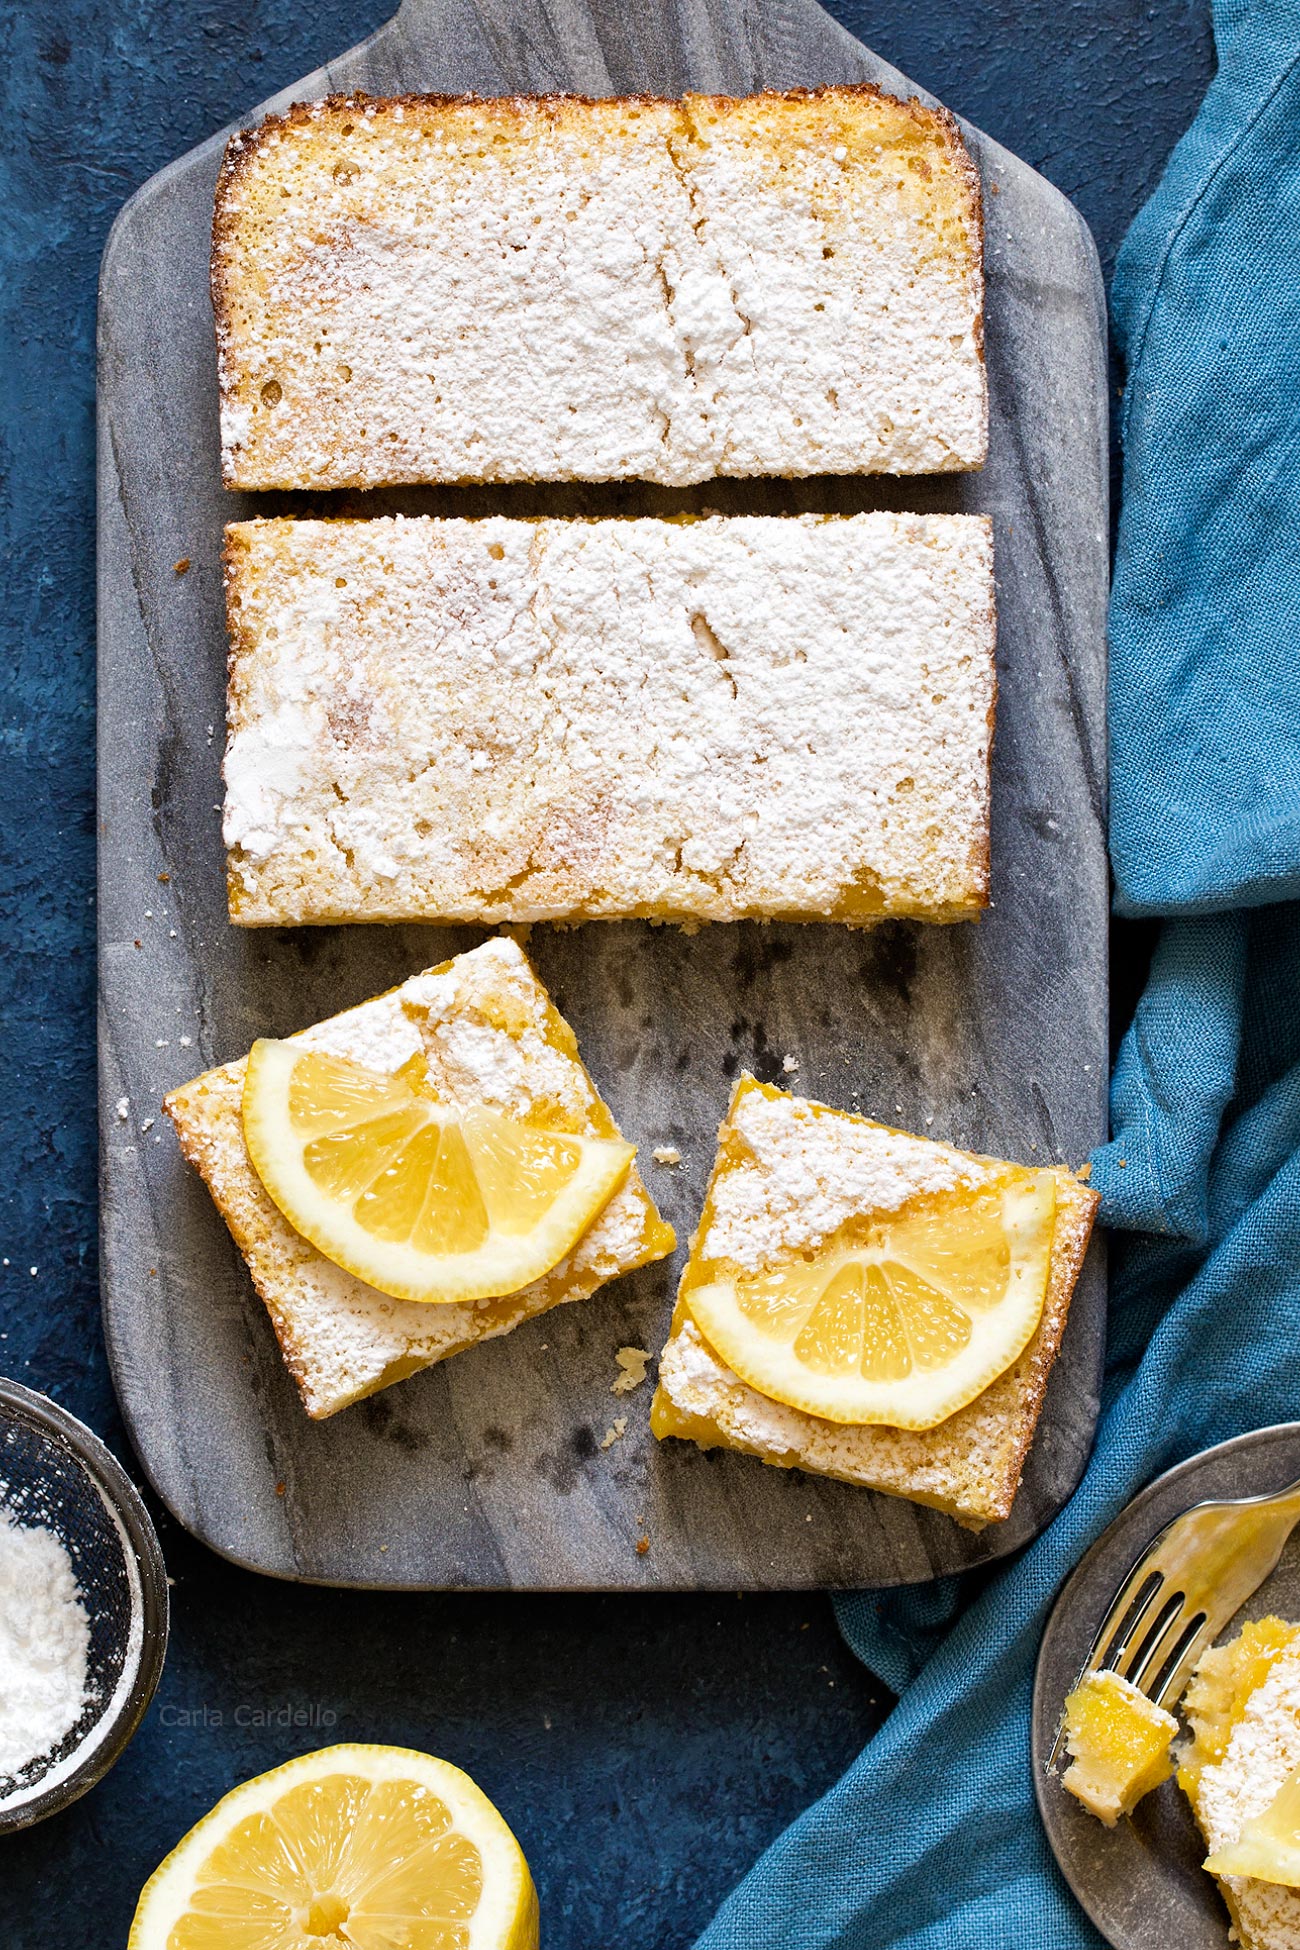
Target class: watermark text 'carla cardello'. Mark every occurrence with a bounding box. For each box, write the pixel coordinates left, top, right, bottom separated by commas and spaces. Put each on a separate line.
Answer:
158, 1700, 340, 1731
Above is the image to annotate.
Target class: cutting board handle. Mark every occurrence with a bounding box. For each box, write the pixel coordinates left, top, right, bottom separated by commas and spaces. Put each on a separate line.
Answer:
387, 0, 799, 96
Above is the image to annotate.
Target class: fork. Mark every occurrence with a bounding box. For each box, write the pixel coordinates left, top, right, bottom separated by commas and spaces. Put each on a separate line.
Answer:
1048, 1472, 1300, 1769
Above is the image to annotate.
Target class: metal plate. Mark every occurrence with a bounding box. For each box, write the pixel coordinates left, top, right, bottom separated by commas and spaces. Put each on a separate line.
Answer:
97, 0, 1109, 1588
1033, 1424, 1300, 1949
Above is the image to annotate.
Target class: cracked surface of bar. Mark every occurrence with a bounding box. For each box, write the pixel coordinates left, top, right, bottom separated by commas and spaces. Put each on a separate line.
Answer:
223, 512, 996, 927
213, 88, 987, 488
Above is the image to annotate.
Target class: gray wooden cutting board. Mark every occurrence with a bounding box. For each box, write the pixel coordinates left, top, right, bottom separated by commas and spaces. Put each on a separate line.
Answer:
97, 0, 1109, 1590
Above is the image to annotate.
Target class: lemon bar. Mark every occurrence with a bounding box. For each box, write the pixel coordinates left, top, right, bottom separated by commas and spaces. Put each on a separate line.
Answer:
223, 511, 996, 928
651, 1078, 1098, 1529
1060, 1670, 1177, 1825
164, 937, 675, 1418
1181, 1618, 1300, 1950
213, 88, 986, 489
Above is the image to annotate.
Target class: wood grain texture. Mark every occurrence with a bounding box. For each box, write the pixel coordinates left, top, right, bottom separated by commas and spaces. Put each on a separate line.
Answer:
97, 0, 1109, 1590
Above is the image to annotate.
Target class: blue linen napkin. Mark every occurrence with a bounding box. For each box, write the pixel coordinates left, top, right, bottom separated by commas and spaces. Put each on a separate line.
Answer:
692, 3, 1300, 1942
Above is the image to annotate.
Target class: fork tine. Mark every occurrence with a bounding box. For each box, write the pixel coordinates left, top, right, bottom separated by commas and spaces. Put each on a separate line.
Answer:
1094, 1568, 1164, 1673
1122, 1589, 1187, 1692
1045, 1563, 1168, 1770
1151, 1611, 1211, 1712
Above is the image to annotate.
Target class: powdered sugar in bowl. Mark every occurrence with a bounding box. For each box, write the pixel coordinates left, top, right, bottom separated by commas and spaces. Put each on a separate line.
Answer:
0, 1379, 167, 1830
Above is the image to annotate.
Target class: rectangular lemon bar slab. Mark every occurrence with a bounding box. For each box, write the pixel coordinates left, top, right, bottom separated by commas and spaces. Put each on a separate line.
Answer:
651, 1078, 1097, 1529
223, 511, 996, 928
164, 936, 674, 1419
213, 87, 986, 489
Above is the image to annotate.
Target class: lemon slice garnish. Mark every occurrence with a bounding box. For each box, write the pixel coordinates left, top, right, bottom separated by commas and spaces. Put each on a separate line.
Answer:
1206, 1766, 1300, 1885
242, 1040, 634, 1304
684, 1173, 1056, 1428
128, 1743, 538, 1950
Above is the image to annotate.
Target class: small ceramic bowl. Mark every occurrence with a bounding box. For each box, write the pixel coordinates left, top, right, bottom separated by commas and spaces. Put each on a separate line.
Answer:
0, 1378, 169, 1831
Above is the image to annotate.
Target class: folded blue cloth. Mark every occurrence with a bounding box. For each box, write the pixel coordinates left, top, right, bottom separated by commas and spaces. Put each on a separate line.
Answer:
1109, 0, 1300, 917
693, 3, 1300, 1942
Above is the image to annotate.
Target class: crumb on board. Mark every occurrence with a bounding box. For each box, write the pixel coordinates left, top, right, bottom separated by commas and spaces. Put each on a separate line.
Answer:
174, 557, 191, 575
652, 1145, 682, 1166
782, 1054, 799, 1073
635, 1535, 651, 1555
612, 1347, 651, 1395
600, 1417, 628, 1450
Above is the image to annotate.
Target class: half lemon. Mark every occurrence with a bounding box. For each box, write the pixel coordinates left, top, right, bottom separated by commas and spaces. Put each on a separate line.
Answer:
128, 1743, 538, 1950
685, 1172, 1057, 1429
243, 1040, 634, 1303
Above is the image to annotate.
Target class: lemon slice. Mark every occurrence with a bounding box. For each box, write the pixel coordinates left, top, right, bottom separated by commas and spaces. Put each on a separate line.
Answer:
1206, 1766, 1300, 1885
128, 1744, 538, 1950
685, 1173, 1057, 1428
243, 1040, 634, 1304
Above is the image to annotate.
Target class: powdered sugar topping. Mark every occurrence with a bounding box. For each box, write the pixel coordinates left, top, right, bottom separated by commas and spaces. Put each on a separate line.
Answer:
703, 1085, 984, 1273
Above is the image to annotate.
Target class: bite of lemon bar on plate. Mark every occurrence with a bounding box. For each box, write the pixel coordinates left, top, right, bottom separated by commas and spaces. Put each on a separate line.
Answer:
1059, 1669, 1178, 1825
164, 936, 674, 1418
651, 1077, 1098, 1529
1181, 1616, 1300, 1950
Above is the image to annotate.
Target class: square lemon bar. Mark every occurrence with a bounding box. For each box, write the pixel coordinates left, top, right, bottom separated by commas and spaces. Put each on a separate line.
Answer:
652, 1077, 1098, 1528
165, 937, 674, 1418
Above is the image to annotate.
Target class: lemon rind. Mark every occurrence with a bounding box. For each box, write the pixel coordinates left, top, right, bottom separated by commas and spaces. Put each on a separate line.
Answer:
242, 1038, 635, 1304
127, 1743, 537, 1950
684, 1176, 1057, 1430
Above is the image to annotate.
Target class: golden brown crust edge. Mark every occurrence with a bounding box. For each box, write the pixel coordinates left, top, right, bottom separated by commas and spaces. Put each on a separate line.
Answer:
978, 1170, 1100, 1523
654, 1083, 1100, 1529
210, 83, 987, 487
221, 524, 255, 918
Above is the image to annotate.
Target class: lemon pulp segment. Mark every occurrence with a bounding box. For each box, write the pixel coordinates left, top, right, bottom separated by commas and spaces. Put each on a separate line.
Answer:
128, 1745, 538, 1950
242, 1041, 634, 1303
684, 1173, 1056, 1428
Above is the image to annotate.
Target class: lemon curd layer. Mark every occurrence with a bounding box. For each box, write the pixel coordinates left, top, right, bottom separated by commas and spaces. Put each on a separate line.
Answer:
165, 937, 674, 1418
651, 1077, 1098, 1529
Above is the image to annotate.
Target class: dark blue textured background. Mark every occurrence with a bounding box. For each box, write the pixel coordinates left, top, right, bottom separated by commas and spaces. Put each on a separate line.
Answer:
0, 4, 1210, 1943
